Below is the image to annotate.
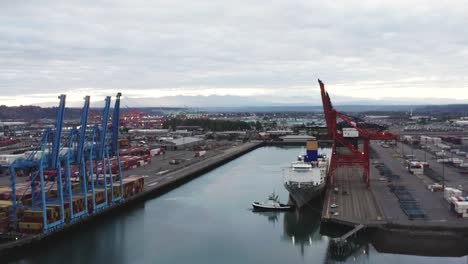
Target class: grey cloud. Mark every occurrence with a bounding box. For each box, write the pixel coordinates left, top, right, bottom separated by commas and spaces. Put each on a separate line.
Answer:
0, 0, 468, 105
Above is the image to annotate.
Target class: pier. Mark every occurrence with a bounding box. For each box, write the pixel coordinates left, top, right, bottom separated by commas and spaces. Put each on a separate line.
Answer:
321, 142, 468, 235
322, 167, 385, 227
333, 224, 365, 242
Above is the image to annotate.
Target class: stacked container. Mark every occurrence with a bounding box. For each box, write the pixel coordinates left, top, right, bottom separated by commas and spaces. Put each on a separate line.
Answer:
304, 140, 318, 162
0, 200, 12, 232
444, 187, 463, 202
19, 206, 61, 234
448, 196, 468, 218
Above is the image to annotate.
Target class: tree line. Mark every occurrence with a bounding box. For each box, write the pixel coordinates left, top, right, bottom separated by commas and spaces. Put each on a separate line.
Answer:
163, 118, 262, 131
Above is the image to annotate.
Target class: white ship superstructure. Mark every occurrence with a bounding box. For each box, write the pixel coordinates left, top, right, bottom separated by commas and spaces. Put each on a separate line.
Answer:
283, 140, 329, 208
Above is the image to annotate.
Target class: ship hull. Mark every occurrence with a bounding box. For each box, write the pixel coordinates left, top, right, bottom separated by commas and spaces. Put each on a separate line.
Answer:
284, 182, 326, 208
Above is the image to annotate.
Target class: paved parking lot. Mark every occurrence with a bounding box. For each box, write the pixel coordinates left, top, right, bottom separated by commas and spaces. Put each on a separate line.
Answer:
371, 142, 468, 227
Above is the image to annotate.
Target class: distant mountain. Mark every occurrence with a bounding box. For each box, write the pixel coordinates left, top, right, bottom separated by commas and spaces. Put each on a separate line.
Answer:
203, 105, 416, 113
413, 104, 468, 114
125, 95, 284, 108
2, 94, 466, 120
30, 93, 466, 108
0, 105, 82, 121
203, 106, 322, 112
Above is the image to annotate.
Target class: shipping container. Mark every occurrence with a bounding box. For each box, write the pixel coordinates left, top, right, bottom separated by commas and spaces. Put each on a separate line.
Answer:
343, 128, 359, 138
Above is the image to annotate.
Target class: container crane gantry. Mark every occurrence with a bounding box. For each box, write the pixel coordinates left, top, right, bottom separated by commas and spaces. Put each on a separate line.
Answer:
111, 93, 124, 203
319, 79, 399, 187
7, 92, 126, 234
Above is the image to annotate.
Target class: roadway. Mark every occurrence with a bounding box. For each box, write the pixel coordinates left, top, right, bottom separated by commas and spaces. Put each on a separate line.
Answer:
127, 142, 260, 191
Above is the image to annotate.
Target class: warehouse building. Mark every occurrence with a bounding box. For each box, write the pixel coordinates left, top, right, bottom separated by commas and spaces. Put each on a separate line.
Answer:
155, 136, 205, 150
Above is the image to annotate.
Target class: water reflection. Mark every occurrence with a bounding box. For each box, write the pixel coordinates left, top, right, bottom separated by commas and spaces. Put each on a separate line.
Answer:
6, 146, 468, 264
282, 208, 323, 256
325, 232, 370, 263
252, 211, 280, 225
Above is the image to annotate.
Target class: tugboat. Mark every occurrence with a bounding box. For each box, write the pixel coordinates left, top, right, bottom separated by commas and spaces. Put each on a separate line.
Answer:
252, 192, 294, 211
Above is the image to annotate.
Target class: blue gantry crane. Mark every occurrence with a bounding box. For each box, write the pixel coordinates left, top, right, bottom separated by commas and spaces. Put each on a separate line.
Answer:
92, 96, 111, 211
62, 96, 91, 222
8, 95, 67, 233
7, 92, 125, 234
110, 93, 124, 203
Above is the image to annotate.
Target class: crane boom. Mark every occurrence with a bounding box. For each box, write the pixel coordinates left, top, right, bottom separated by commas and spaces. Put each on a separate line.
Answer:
51, 94, 66, 168
77, 96, 90, 163
319, 80, 398, 187
97, 96, 111, 160
111, 93, 122, 156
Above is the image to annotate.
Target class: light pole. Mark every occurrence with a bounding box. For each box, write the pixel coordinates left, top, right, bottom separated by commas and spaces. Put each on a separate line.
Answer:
424, 143, 427, 162
442, 159, 445, 191
401, 140, 404, 157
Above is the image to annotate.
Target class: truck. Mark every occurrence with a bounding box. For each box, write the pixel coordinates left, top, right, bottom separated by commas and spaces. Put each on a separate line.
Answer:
150, 148, 165, 157
408, 161, 424, 175
194, 150, 207, 158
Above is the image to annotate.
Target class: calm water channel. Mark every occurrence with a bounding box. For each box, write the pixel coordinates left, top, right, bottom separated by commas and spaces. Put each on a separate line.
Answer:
8, 146, 468, 263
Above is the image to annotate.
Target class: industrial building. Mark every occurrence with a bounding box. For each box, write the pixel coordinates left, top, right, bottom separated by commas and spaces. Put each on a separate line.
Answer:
155, 136, 205, 151
280, 135, 316, 142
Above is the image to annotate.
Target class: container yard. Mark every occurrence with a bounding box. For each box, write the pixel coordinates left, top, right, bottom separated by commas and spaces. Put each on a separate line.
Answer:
0, 89, 467, 262
319, 80, 468, 242
0, 93, 147, 242
0, 80, 466, 262
0, 92, 262, 255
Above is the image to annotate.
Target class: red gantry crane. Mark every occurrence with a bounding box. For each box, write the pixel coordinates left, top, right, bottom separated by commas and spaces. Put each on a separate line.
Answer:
319, 79, 399, 187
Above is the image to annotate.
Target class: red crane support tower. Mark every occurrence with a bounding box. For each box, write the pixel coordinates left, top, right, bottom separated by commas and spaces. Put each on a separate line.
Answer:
319, 79, 399, 187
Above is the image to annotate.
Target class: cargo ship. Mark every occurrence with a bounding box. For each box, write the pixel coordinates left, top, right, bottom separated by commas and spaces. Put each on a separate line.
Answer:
283, 140, 329, 208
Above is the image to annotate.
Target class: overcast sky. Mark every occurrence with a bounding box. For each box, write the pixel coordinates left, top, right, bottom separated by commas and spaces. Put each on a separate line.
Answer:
1, 1, 468, 107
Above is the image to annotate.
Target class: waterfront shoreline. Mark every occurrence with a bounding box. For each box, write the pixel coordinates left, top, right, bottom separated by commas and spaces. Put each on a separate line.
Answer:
0, 141, 262, 256
3, 141, 468, 257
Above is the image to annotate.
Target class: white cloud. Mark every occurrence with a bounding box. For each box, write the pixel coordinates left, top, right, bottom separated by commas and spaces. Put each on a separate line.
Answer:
0, 0, 468, 106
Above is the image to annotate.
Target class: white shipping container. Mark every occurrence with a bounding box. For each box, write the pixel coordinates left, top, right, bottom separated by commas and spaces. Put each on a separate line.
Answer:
0, 154, 24, 167
437, 159, 450, 163
343, 128, 359, 137
449, 196, 459, 204
429, 183, 442, 188
195, 150, 207, 157
150, 148, 163, 156
59, 147, 72, 157
24, 150, 48, 160
403, 135, 413, 141
453, 160, 463, 165
420, 135, 430, 141
444, 188, 463, 202
454, 201, 468, 213
437, 143, 451, 150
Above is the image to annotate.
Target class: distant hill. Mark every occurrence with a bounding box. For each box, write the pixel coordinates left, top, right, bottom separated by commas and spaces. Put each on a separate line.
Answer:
1, 104, 466, 120
414, 104, 468, 114
0, 105, 82, 120
203, 105, 415, 113
0, 106, 188, 121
